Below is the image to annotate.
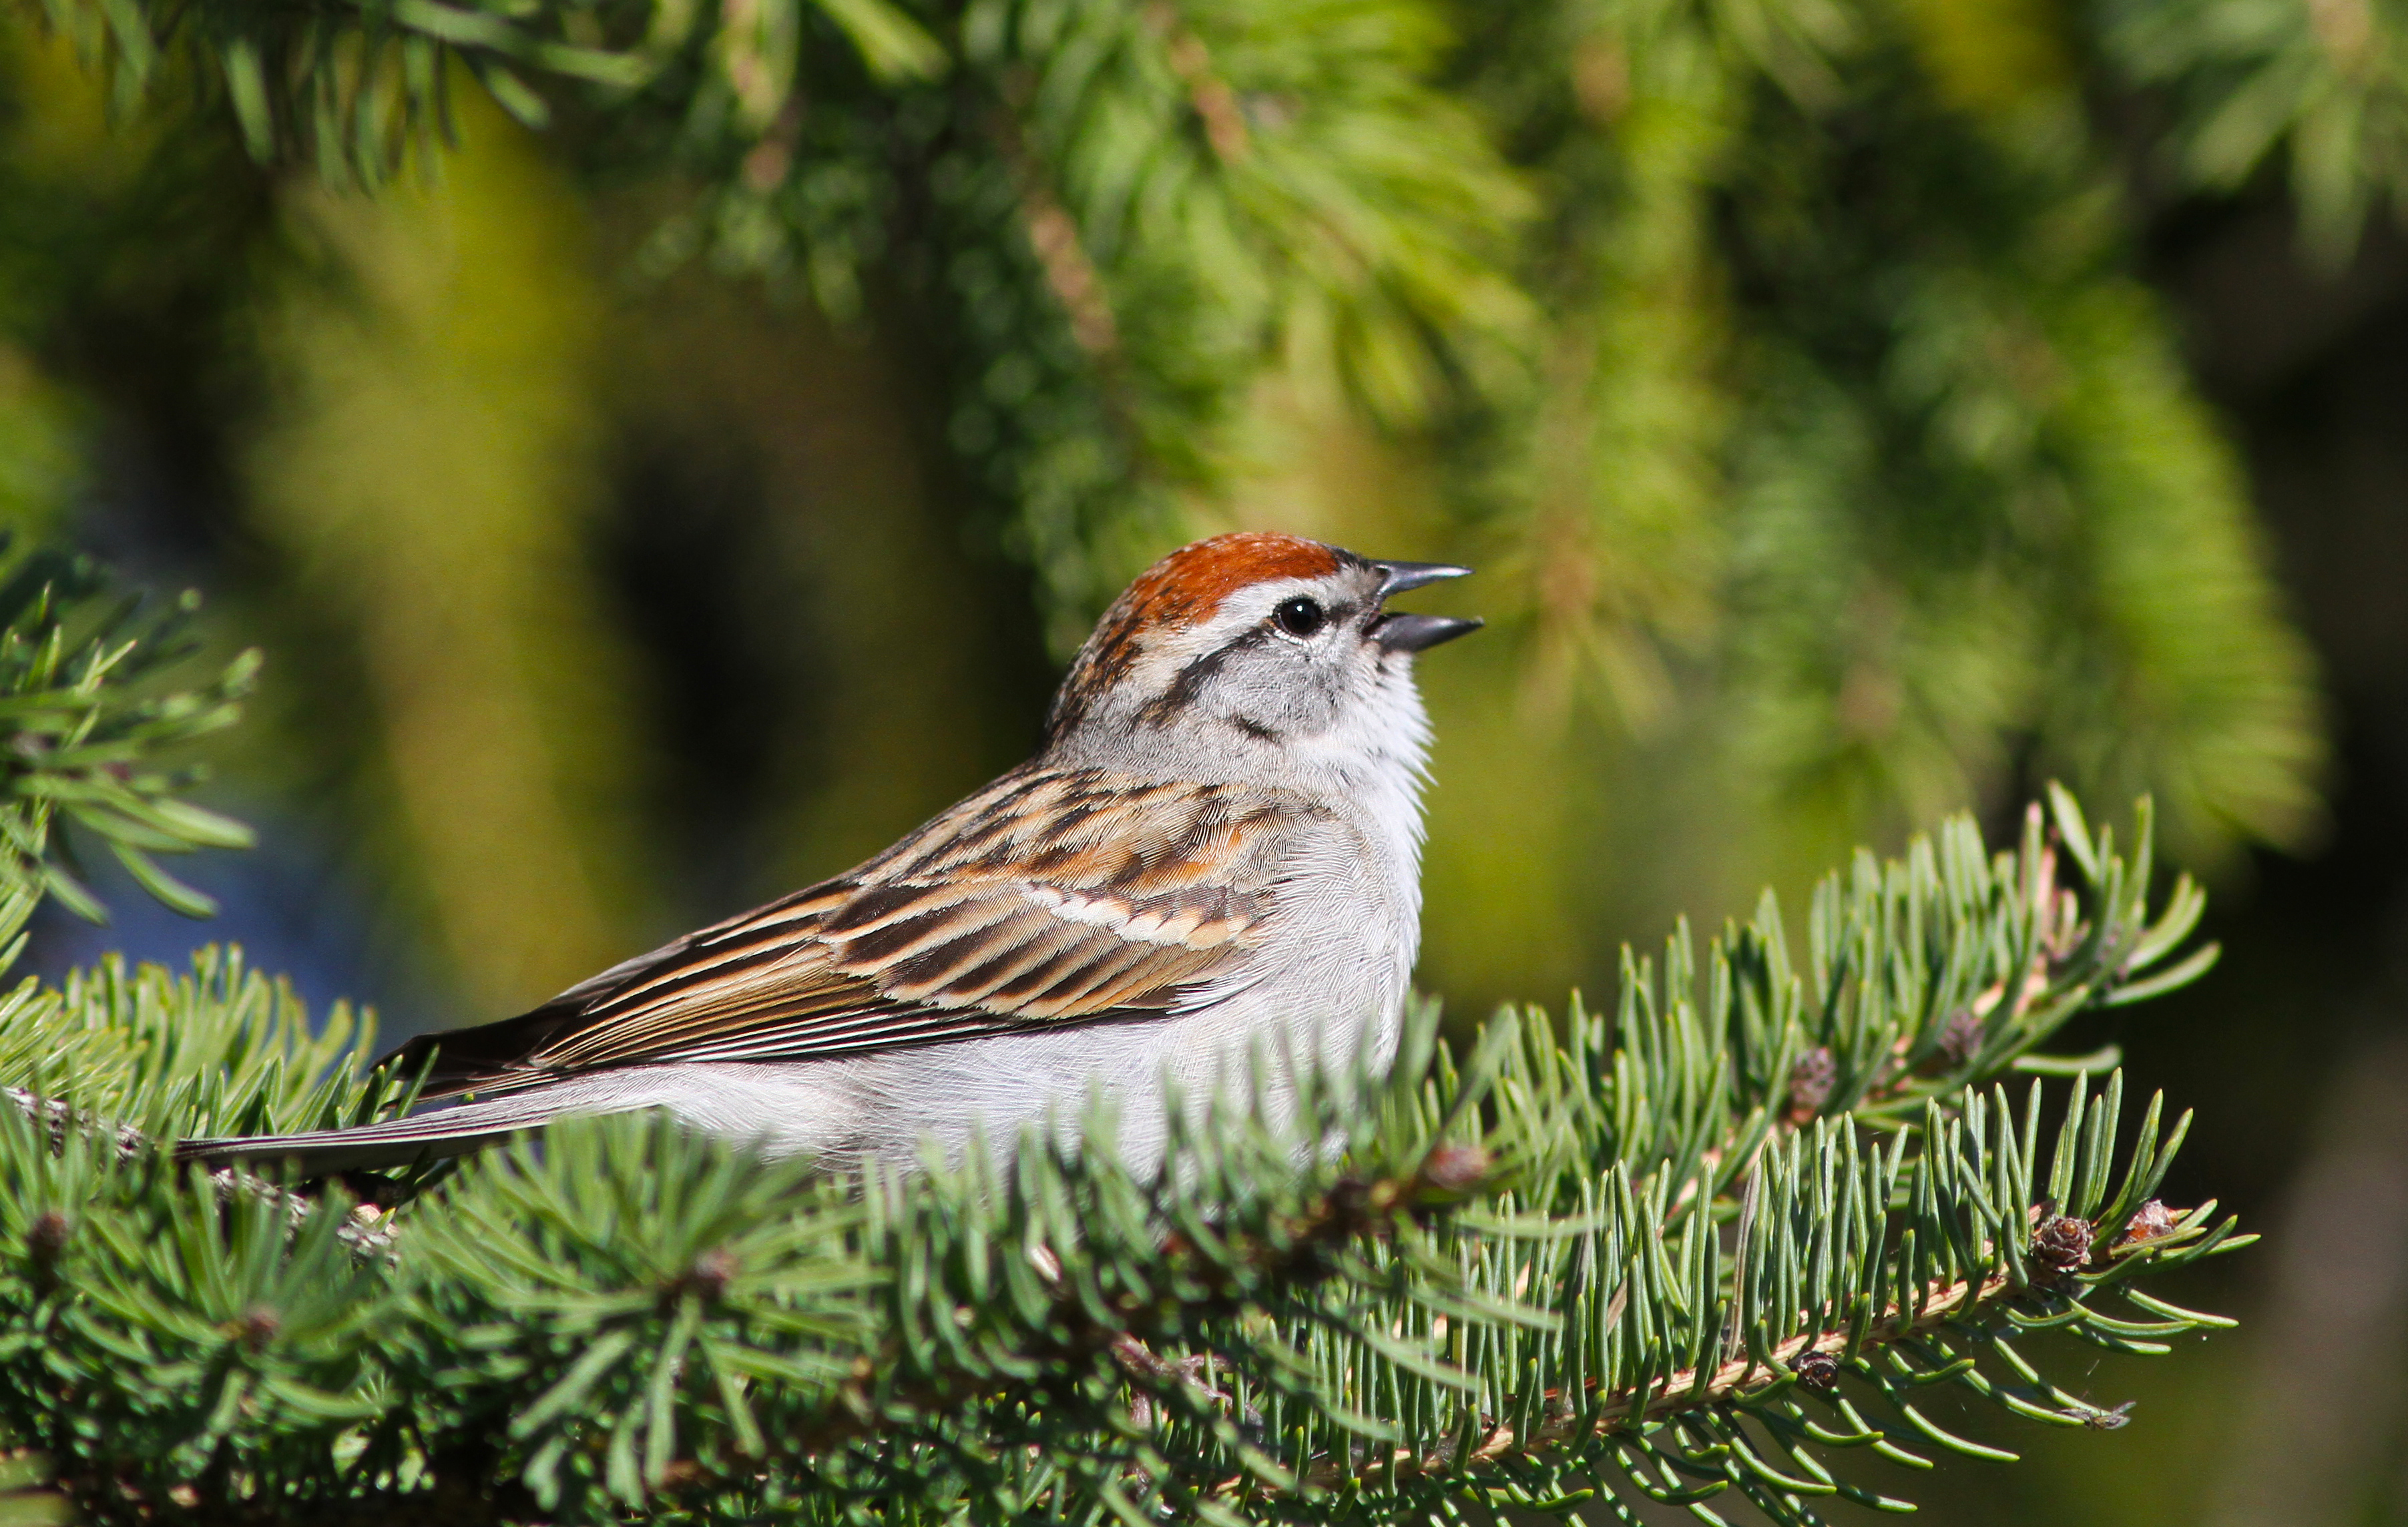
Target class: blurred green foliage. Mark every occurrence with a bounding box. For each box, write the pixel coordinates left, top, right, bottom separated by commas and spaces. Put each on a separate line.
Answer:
0, 0, 2362, 1020
0, 1, 2395, 1522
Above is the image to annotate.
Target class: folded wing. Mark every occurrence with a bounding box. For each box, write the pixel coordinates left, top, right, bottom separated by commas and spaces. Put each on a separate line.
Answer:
387, 768, 1319, 1097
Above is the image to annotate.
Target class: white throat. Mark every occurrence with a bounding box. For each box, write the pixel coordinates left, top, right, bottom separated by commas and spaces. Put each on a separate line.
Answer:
1289, 661, 1436, 898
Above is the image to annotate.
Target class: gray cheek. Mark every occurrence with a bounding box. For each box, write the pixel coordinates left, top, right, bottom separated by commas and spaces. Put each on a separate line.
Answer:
1207, 668, 1298, 737
1273, 657, 1351, 733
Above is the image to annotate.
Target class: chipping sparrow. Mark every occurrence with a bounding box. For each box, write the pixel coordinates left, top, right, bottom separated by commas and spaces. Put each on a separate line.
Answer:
182, 533, 1479, 1176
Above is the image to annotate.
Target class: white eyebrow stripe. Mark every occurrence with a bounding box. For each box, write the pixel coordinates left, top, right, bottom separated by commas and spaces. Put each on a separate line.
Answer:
1020, 884, 1250, 947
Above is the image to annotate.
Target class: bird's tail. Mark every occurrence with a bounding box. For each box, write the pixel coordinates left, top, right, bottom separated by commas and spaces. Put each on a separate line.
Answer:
176, 1092, 577, 1176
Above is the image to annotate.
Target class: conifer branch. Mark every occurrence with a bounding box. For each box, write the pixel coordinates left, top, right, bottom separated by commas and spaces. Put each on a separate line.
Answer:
0, 549, 2257, 1524
0, 805, 2249, 1526
990, 89, 1126, 364
1146, 2, 1250, 165
0, 542, 256, 927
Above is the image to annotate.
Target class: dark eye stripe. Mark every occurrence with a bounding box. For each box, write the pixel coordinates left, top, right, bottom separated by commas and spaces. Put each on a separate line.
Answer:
1138, 624, 1275, 725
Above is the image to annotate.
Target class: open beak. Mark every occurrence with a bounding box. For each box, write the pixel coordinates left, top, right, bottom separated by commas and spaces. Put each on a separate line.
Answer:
1375, 560, 1473, 599
1368, 559, 1482, 654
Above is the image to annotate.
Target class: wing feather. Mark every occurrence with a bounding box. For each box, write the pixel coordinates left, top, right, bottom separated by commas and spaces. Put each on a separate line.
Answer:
391, 767, 1326, 1096
921, 920, 1091, 1008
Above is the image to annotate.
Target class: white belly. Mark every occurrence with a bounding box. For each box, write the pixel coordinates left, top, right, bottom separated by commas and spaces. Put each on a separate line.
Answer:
528, 978, 1405, 1175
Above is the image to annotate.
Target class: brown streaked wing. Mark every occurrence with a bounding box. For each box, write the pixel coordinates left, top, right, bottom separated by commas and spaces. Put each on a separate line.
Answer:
404, 768, 1315, 1087
372, 876, 859, 1092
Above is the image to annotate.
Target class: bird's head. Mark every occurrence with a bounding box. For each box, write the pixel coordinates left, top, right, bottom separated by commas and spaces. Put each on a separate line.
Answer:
1042, 533, 1479, 778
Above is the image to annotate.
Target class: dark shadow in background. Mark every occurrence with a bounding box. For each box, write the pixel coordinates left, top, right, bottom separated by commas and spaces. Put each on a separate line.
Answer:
1893, 195, 2408, 1527
2139, 200, 2408, 1527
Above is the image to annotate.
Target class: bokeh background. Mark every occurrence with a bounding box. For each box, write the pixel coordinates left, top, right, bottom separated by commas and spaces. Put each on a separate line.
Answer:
0, 0, 2402, 1518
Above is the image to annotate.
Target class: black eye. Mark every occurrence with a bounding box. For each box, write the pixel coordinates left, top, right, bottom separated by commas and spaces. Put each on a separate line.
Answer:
1273, 597, 1326, 638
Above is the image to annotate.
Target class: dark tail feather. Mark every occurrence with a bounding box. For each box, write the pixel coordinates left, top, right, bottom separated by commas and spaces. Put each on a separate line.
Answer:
176, 1093, 577, 1176
373, 1006, 585, 1101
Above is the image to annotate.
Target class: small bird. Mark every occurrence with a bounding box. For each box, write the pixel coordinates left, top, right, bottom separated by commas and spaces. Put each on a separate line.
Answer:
181, 533, 1479, 1176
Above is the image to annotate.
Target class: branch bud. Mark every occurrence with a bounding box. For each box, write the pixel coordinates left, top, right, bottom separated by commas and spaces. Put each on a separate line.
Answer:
2112, 1199, 2178, 1252
675, 1248, 738, 1305
1937, 1010, 1985, 1071
1787, 1048, 1837, 1122
2031, 1211, 2095, 1275
1793, 1348, 1841, 1394
25, 1210, 67, 1292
